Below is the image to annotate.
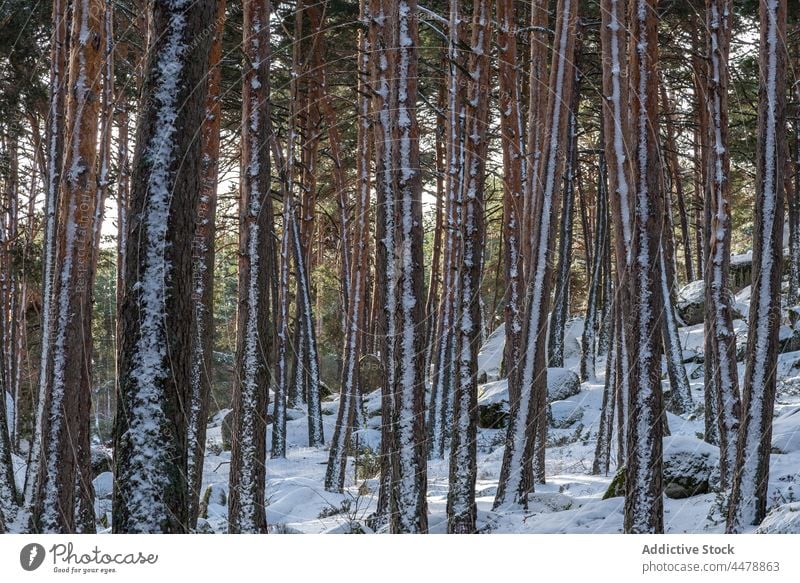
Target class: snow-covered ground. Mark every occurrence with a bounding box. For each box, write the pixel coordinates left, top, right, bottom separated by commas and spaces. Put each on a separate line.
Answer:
108, 312, 795, 534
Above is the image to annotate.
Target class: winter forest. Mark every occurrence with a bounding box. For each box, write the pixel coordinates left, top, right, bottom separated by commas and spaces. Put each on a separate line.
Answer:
0, 0, 799, 536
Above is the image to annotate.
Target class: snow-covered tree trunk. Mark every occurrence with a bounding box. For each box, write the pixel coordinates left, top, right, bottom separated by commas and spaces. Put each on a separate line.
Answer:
727, 0, 786, 532
326, 0, 372, 491
113, 0, 213, 534
428, 0, 464, 460
548, 60, 579, 369
593, 302, 617, 475
33, 0, 104, 534
228, 0, 272, 534
447, 0, 490, 534
660, 242, 692, 415
186, 0, 224, 529
497, 0, 525, 380
599, 0, 634, 470
624, 0, 665, 534
582, 116, 607, 383
702, 0, 740, 491
522, 0, 550, 279
25, 0, 71, 511
369, 0, 396, 527
385, 0, 429, 534
494, 0, 579, 509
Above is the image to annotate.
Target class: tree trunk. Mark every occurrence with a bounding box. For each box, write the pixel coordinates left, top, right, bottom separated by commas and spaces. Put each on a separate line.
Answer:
113, 0, 213, 533
727, 0, 786, 532
227, 0, 272, 534
703, 0, 740, 491
494, 0, 579, 508
34, 0, 104, 534
624, 0, 665, 534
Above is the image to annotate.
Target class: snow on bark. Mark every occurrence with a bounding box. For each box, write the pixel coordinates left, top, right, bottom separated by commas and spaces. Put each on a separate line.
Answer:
497, 0, 525, 380
326, 1, 372, 492
34, 0, 104, 534
26, 0, 71, 511
447, 0, 489, 534
187, 0, 224, 529
228, 0, 272, 534
494, 0, 578, 509
114, 0, 213, 534
727, 0, 786, 532
700, 0, 740, 492
593, 305, 617, 475
548, 70, 579, 369
624, 0, 665, 534
428, 0, 465, 460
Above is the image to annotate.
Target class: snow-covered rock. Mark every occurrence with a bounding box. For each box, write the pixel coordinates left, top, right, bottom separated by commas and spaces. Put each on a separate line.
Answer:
93, 472, 114, 500
755, 503, 800, 533
676, 281, 706, 326
771, 406, 800, 453
547, 368, 581, 402
662, 436, 720, 499
548, 400, 584, 428
91, 446, 113, 478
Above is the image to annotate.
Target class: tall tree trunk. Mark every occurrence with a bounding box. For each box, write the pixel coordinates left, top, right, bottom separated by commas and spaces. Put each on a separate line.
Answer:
447, 0, 489, 534
727, 0, 786, 532
497, 0, 525, 381
26, 0, 71, 511
494, 0, 578, 508
428, 0, 465, 460
187, 0, 224, 529
33, 0, 104, 534
228, 0, 272, 534
326, 0, 372, 491
703, 0, 740, 491
382, 0, 429, 534
624, 0, 665, 534
113, 0, 213, 533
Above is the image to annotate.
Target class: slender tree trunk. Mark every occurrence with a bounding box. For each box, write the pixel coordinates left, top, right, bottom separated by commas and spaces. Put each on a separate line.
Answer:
113, 0, 213, 533
494, 0, 578, 508
186, 0, 224, 529
727, 0, 786, 532
34, 0, 104, 534
326, 0, 372, 491
624, 0, 665, 534
26, 0, 71, 511
497, 0, 525, 381
228, 0, 272, 534
447, 0, 489, 534
703, 0, 740, 491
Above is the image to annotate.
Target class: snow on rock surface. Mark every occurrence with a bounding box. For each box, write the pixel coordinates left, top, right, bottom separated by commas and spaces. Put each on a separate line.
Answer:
93, 472, 114, 500
771, 406, 800, 453
477, 323, 505, 382
755, 503, 800, 533
662, 436, 720, 499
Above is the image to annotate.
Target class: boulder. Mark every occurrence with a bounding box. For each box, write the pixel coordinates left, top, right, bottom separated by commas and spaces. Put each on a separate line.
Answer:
755, 503, 800, 533
676, 280, 706, 326
662, 436, 719, 499
603, 436, 720, 500
476, 369, 582, 429
547, 368, 581, 402
771, 406, 800, 453
548, 400, 584, 428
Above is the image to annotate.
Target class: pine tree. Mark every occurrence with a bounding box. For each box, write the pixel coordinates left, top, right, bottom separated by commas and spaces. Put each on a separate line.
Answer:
624, 0, 665, 534
113, 0, 213, 533
34, 0, 105, 534
228, 0, 272, 534
727, 0, 787, 532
